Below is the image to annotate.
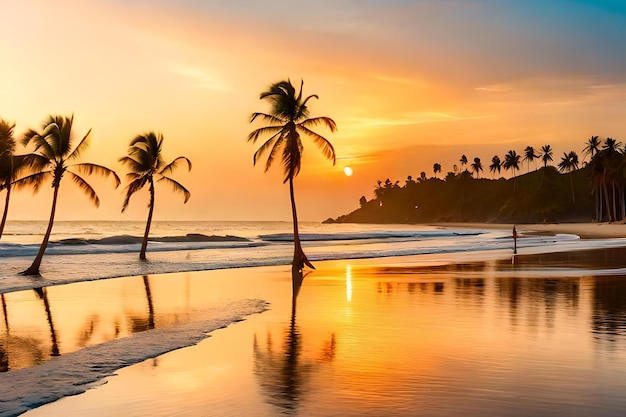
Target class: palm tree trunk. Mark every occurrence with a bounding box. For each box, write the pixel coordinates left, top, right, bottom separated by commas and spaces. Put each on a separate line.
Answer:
289, 176, 313, 297
0, 183, 11, 239
22, 184, 60, 275
612, 181, 618, 222
603, 180, 612, 222
140, 179, 155, 260
569, 176, 575, 204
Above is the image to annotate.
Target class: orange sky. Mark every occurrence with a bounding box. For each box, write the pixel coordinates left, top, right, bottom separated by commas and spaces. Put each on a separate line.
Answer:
2, 0, 626, 222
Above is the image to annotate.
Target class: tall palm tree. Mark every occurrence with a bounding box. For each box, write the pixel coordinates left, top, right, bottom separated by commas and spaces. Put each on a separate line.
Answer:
583, 135, 601, 162
248, 79, 336, 292
540, 144, 553, 168
433, 163, 441, 178
489, 155, 501, 178
0, 119, 18, 239
459, 155, 468, 172
120, 132, 192, 260
471, 157, 483, 178
523, 146, 538, 172
14, 115, 120, 275
558, 151, 579, 203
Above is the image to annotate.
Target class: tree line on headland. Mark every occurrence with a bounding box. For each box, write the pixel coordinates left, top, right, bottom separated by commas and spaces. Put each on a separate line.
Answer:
328, 137, 626, 224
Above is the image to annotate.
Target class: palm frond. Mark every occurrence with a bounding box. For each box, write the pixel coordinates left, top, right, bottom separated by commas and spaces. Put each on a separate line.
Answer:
118, 155, 144, 171
159, 156, 192, 176
73, 163, 121, 188
67, 171, 100, 207
297, 125, 336, 164
67, 128, 92, 161
19, 153, 51, 172
157, 176, 191, 203
281, 134, 303, 182
247, 126, 283, 143
121, 177, 147, 213
12, 171, 51, 194
299, 116, 337, 132
253, 134, 282, 169
249, 112, 284, 125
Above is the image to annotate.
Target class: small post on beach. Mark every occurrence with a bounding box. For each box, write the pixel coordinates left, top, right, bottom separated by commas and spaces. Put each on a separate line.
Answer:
513, 225, 518, 255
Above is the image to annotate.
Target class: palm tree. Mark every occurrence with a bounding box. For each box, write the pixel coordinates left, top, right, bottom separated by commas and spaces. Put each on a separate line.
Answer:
540, 144, 553, 168
489, 155, 501, 178
14, 115, 120, 275
583, 135, 601, 162
459, 155, 468, 172
0, 119, 18, 239
471, 157, 483, 178
248, 79, 336, 293
558, 151, 579, 203
523, 146, 538, 172
120, 132, 192, 260
503, 150, 520, 177
433, 163, 441, 178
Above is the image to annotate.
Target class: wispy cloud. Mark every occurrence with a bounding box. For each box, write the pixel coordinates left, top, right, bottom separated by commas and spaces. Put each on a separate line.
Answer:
343, 112, 492, 129
170, 65, 229, 91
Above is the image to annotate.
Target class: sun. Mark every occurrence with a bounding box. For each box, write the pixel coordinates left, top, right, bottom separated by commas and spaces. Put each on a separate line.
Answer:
343, 166, 354, 176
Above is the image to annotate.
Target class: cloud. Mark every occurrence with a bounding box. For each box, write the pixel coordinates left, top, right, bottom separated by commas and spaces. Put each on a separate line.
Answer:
170, 65, 229, 91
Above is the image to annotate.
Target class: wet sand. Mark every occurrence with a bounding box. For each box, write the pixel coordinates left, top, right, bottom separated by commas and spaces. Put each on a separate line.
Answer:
20, 242, 626, 417
436, 221, 626, 239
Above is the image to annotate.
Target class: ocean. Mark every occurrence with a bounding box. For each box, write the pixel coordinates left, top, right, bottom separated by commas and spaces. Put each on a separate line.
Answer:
0, 220, 596, 293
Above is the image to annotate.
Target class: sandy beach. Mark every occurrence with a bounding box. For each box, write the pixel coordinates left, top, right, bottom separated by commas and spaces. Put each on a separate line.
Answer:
436, 221, 626, 239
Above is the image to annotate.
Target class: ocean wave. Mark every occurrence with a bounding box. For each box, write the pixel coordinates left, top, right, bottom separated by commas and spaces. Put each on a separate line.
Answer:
259, 230, 484, 242
0, 299, 268, 417
55, 233, 250, 245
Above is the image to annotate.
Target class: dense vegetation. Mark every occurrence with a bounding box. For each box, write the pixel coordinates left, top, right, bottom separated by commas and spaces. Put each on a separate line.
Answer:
328, 137, 626, 224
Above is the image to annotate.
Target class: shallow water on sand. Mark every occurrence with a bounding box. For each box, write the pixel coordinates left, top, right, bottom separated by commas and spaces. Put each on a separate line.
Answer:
12, 248, 626, 417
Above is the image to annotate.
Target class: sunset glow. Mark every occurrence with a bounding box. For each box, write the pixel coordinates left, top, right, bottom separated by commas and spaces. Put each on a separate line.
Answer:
2, 0, 626, 221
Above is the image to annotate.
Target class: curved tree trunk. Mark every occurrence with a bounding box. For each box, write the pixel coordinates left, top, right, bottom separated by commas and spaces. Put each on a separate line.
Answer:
289, 176, 313, 297
140, 178, 155, 260
22, 184, 60, 275
0, 182, 11, 240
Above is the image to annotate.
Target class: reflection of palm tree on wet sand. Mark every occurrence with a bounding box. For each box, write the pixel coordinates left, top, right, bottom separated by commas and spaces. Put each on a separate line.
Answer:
253, 295, 336, 414
34, 287, 60, 357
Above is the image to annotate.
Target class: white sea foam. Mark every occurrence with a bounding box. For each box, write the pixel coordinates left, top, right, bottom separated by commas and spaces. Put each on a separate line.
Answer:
0, 299, 268, 417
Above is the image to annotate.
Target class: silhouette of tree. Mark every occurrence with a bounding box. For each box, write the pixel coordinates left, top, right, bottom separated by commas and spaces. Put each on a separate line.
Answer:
489, 155, 501, 178
523, 146, 538, 172
15, 115, 120, 275
459, 154, 468, 172
471, 157, 483, 178
419, 171, 427, 182
503, 150, 520, 177
433, 163, 441, 178
0, 119, 20, 239
540, 144, 553, 168
583, 135, 601, 162
558, 151, 579, 203
247, 79, 336, 294
120, 132, 191, 260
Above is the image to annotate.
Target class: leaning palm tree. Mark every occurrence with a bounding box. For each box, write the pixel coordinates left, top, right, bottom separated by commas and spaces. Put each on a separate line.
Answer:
14, 114, 120, 275
248, 79, 336, 291
0, 119, 18, 239
558, 151, 579, 203
120, 132, 192, 260
523, 146, 538, 172
489, 155, 501, 178
471, 157, 483, 178
540, 144, 553, 168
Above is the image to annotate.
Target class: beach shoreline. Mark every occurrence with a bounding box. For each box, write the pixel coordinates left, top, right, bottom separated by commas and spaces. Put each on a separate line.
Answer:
432, 221, 626, 239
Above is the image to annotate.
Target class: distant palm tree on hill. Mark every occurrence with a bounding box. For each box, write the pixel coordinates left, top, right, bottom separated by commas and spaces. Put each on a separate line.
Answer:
15, 114, 120, 275
120, 131, 191, 260
523, 146, 538, 172
471, 157, 483, 178
503, 150, 520, 177
433, 163, 441, 178
459, 155, 468, 172
247, 79, 336, 294
583, 135, 601, 162
489, 155, 501, 178
540, 144, 553, 168
558, 151, 580, 203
